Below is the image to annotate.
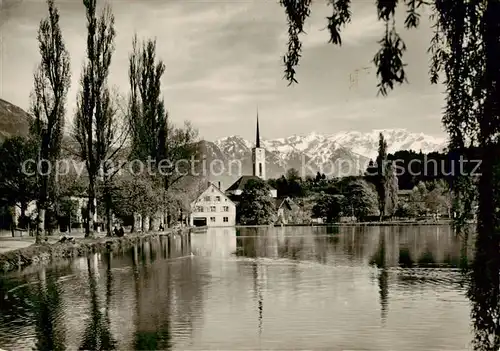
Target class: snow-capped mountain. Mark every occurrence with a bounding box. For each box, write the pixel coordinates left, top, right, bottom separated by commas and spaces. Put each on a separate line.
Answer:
202, 129, 447, 187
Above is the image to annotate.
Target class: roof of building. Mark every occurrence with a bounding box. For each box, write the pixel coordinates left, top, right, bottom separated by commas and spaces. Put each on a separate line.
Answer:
274, 197, 298, 210
191, 182, 236, 206
226, 175, 276, 192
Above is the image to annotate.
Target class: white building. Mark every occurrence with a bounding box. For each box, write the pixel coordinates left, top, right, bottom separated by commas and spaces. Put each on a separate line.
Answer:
189, 182, 236, 227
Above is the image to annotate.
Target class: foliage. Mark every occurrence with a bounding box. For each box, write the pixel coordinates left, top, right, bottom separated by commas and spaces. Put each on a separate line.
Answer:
237, 179, 276, 225
29, 0, 71, 239
0, 136, 38, 207
425, 179, 452, 215
279, 0, 414, 94
58, 198, 78, 219
128, 35, 168, 163
385, 163, 399, 216
268, 168, 305, 198
343, 179, 378, 222
409, 181, 428, 216
110, 174, 161, 220
127, 35, 200, 227
405, 180, 453, 217
73, 0, 116, 236
312, 193, 343, 223
367, 133, 399, 218
394, 197, 413, 218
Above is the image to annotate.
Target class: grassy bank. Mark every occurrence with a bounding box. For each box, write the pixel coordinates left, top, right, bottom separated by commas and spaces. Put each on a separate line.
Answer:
0, 228, 190, 274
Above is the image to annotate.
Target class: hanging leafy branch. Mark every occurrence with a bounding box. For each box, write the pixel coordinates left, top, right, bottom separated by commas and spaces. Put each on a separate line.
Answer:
279, 0, 428, 95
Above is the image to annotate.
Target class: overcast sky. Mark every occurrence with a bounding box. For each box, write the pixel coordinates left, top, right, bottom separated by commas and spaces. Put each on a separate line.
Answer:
0, 0, 446, 141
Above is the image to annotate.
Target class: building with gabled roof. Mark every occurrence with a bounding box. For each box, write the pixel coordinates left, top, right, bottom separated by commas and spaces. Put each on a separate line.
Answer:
275, 197, 300, 224
189, 182, 236, 227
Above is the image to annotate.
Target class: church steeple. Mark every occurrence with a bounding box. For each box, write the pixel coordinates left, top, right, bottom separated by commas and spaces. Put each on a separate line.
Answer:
252, 108, 266, 179
256, 108, 260, 148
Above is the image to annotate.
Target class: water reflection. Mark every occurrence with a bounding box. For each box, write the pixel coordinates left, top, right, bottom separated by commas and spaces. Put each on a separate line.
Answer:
0, 226, 491, 350
34, 267, 66, 351
79, 253, 116, 350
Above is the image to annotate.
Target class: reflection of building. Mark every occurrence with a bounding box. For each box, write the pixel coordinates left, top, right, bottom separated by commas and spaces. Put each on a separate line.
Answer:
189, 183, 236, 227
190, 227, 237, 257
226, 111, 277, 200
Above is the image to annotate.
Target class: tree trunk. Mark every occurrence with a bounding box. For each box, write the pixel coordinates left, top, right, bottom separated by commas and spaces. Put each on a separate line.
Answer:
10, 206, 17, 237
151, 214, 160, 232
106, 206, 112, 237
68, 213, 72, 234
37, 208, 46, 244
86, 181, 96, 238
142, 215, 150, 232
131, 213, 136, 233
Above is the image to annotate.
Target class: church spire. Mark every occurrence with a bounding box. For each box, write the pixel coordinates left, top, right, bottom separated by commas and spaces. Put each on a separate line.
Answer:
256, 107, 260, 148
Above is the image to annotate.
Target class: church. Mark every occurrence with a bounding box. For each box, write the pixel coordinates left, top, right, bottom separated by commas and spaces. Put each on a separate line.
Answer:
225, 112, 277, 199
189, 112, 276, 227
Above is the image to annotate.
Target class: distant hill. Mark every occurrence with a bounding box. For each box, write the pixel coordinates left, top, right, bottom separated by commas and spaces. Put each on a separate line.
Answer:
0, 98, 80, 156
0, 99, 31, 142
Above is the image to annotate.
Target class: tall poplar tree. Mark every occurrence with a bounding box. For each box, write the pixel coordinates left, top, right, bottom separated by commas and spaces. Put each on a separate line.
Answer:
73, 0, 116, 237
128, 35, 199, 230
30, 0, 71, 243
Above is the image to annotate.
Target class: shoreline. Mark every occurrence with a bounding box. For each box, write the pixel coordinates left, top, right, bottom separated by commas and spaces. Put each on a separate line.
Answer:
226, 220, 460, 229
0, 228, 191, 274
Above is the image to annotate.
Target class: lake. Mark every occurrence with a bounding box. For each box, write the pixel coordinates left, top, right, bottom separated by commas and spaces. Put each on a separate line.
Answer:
0, 225, 478, 350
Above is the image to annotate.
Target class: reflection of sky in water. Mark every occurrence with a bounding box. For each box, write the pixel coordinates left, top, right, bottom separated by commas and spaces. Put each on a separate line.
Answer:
0, 226, 473, 350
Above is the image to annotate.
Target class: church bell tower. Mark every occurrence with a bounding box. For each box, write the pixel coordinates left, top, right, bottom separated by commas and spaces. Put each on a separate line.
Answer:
252, 109, 266, 180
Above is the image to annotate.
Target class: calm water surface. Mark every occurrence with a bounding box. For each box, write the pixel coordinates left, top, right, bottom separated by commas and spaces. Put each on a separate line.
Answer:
0, 225, 475, 350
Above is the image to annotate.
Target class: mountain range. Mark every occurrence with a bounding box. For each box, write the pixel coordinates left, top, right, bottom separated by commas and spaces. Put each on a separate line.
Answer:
202, 130, 448, 188
0, 98, 448, 188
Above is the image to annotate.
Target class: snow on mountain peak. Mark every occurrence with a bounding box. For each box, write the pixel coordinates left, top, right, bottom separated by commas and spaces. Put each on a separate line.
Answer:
214, 129, 447, 161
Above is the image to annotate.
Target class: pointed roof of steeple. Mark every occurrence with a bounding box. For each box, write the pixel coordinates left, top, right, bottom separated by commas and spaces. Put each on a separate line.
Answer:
256, 107, 260, 148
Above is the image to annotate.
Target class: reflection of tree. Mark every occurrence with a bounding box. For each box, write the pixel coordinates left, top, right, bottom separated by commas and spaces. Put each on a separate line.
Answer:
467, 234, 500, 350
134, 243, 168, 350
252, 262, 263, 336
34, 267, 66, 351
370, 232, 389, 323
133, 239, 173, 350
398, 248, 413, 268
417, 251, 435, 266
236, 228, 258, 258
79, 254, 116, 350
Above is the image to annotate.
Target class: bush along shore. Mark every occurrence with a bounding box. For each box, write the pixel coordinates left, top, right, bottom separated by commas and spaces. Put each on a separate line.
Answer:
0, 228, 191, 274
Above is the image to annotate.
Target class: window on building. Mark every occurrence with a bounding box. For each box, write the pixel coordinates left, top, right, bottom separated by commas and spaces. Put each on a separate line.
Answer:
223, 206, 229, 212
204, 196, 210, 202
210, 206, 216, 212
196, 206, 204, 212
215, 196, 221, 202
210, 217, 216, 222
259, 163, 262, 177
223, 217, 228, 223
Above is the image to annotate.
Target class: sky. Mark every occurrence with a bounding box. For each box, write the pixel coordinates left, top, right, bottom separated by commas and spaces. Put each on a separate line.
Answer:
0, 0, 446, 142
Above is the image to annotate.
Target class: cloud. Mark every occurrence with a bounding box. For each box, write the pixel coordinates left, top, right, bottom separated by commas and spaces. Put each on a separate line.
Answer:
0, 0, 445, 142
